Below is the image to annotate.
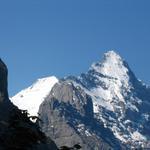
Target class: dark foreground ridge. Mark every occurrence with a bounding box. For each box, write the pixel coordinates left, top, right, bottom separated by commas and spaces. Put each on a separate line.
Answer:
0, 59, 58, 150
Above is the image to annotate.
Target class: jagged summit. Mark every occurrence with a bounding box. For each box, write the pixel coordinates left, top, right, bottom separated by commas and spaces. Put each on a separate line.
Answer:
90, 50, 130, 82
103, 50, 121, 58
65, 51, 150, 148
93, 50, 123, 66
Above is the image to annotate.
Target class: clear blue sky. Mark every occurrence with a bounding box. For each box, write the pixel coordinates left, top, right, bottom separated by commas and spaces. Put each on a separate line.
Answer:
0, 0, 150, 96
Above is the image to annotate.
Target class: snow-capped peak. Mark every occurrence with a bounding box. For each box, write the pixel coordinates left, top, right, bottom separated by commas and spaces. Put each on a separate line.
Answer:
11, 76, 58, 116
67, 50, 150, 147
104, 50, 121, 59
91, 50, 129, 82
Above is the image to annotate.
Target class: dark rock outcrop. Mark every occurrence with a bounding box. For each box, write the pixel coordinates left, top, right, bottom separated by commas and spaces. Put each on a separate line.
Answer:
0, 59, 8, 102
0, 59, 58, 150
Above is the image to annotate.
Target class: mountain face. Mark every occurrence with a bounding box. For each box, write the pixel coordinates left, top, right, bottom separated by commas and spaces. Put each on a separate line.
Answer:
66, 51, 150, 148
0, 59, 58, 150
11, 51, 150, 149
11, 76, 58, 116
39, 81, 123, 150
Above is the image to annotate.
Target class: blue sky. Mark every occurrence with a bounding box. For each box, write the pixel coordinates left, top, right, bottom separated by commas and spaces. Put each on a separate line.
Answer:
0, 0, 150, 96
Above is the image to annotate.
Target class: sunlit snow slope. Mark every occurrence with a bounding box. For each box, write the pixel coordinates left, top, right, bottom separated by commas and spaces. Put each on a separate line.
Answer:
11, 76, 58, 116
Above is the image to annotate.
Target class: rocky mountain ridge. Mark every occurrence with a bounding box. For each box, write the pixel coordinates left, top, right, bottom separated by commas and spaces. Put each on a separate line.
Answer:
11, 51, 150, 149
38, 80, 124, 149
66, 51, 150, 148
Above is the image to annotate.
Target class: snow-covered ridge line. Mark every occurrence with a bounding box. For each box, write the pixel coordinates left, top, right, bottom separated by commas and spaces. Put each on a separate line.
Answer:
11, 76, 58, 116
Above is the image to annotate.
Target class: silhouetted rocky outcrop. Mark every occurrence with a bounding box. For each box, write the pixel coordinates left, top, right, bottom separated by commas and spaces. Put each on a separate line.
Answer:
0, 58, 8, 101
0, 59, 58, 150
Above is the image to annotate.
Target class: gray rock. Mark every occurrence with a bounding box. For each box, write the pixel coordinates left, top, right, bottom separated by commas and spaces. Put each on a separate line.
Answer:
39, 81, 123, 150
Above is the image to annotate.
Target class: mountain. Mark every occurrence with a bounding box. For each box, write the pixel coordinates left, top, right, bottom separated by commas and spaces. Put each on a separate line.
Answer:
11, 51, 150, 149
38, 80, 124, 150
11, 76, 58, 116
66, 51, 150, 148
0, 59, 58, 150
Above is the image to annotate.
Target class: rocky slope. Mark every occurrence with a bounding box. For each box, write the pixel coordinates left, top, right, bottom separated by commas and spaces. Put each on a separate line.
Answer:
39, 81, 123, 150
11, 51, 150, 149
0, 59, 58, 150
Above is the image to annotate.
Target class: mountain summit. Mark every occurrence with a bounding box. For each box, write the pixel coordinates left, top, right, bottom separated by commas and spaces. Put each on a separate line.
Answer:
90, 50, 129, 81
67, 51, 150, 148
11, 51, 150, 149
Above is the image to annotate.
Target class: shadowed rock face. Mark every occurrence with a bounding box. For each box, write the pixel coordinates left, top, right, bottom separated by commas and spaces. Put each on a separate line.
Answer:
0, 59, 58, 150
0, 59, 8, 102
0, 59, 13, 121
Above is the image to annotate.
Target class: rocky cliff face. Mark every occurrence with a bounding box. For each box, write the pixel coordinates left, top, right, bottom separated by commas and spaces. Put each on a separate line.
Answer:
0, 59, 14, 122
0, 59, 58, 150
39, 81, 123, 150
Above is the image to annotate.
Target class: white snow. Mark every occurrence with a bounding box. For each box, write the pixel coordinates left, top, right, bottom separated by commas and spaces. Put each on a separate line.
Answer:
88, 51, 132, 112
85, 130, 92, 136
77, 124, 92, 136
131, 131, 147, 141
142, 113, 149, 121
127, 102, 139, 112
113, 130, 127, 143
124, 120, 131, 124
77, 124, 85, 132
10, 76, 58, 116
91, 50, 129, 84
